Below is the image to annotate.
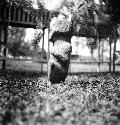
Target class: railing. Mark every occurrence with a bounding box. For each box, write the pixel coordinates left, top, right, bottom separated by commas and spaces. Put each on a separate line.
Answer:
0, 4, 36, 28
0, 57, 47, 63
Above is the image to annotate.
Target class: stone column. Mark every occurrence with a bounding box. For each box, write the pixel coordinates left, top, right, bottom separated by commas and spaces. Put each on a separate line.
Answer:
48, 19, 73, 84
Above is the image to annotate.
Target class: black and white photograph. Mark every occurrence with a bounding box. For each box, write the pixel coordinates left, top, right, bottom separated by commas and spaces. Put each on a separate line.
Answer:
0, 0, 120, 124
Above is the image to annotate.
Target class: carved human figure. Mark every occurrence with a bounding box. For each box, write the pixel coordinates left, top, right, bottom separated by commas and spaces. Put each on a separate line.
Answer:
48, 19, 73, 84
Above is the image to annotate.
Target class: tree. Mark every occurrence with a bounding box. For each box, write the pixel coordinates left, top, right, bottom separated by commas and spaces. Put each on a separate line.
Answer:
101, 0, 120, 25
56, 0, 107, 33
52, 0, 92, 25
7, 0, 35, 14
7, 27, 45, 58
72, 0, 93, 26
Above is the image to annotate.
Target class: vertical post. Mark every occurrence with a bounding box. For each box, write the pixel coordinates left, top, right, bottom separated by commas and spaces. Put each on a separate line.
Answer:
2, 25, 7, 70
0, 26, 2, 56
101, 39, 104, 62
113, 25, 118, 73
69, 58, 71, 73
96, 25, 100, 72
97, 37, 100, 72
113, 36, 117, 73
47, 24, 50, 76
109, 36, 112, 72
41, 28, 45, 72
47, 11, 51, 75
98, 38, 100, 72
2, 1, 11, 70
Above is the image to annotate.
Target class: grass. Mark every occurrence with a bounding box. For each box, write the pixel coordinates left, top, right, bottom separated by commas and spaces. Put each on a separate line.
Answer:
0, 61, 120, 124
0, 70, 120, 125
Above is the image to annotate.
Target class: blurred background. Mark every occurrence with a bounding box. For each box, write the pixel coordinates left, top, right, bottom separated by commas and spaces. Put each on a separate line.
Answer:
1, 0, 120, 73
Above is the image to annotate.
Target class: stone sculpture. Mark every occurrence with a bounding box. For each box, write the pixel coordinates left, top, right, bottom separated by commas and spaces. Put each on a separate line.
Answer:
48, 19, 73, 84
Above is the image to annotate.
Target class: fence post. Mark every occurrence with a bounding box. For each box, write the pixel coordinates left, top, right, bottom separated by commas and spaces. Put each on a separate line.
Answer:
109, 36, 112, 72
113, 25, 118, 73
97, 38, 100, 72
41, 28, 45, 72
2, 25, 8, 70
47, 24, 50, 76
113, 37, 117, 73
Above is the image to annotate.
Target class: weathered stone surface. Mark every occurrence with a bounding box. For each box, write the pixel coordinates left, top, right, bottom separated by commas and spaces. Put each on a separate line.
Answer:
48, 39, 72, 84
49, 19, 73, 43
48, 19, 73, 84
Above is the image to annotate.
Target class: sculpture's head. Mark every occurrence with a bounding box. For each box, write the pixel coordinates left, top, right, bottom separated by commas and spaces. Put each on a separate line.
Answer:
49, 19, 73, 43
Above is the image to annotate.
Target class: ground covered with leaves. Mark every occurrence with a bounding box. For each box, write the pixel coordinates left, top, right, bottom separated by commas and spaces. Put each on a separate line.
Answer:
0, 70, 120, 125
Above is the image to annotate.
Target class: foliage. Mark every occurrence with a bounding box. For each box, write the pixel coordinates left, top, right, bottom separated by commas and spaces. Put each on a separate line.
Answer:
0, 70, 120, 125
9, 0, 33, 8
72, 0, 92, 26
101, 0, 120, 24
8, 27, 27, 57
0, 0, 36, 15
55, 0, 97, 26
7, 27, 45, 58
51, 0, 110, 39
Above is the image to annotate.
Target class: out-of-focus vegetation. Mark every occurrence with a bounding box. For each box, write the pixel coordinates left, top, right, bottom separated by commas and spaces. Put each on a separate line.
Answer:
7, 27, 47, 59
0, 70, 120, 125
101, 0, 120, 25
4, 0, 120, 60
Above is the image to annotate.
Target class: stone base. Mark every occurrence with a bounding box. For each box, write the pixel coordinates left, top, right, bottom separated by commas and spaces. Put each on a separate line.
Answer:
48, 40, 72, 84
48, 55, 69, 84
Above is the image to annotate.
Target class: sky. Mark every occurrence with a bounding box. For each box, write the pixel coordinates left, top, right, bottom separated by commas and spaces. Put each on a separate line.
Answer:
44, 0, 63, 10
33, 0, 63, 10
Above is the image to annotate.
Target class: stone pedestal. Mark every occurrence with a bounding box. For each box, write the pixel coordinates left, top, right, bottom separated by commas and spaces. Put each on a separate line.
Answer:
48, 39, 72, 84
